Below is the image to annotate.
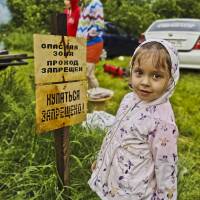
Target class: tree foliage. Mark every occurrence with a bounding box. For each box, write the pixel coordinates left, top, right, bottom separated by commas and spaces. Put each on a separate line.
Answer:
4, 0, 200, 36
151, 0, 182, 18
7, 0, 63, 32
104, 1, 158, 36
104, 0, 200, 36
176, 0, 200, 18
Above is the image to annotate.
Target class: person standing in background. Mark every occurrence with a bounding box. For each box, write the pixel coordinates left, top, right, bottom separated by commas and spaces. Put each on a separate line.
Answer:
64, 0, 80, 36
77, 0, 104, 89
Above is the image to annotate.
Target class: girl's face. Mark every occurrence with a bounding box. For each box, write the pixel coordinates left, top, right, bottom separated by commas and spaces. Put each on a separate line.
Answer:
131, 54, 170, 102
64, 0, 71, 8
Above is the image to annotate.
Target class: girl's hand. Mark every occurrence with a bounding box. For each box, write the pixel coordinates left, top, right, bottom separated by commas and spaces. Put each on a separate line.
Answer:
91, 160, 97, 172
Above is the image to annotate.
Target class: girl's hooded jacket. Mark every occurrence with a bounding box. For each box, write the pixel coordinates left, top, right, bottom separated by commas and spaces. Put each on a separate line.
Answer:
64, 0, 80, 36
88, 39, 180, 200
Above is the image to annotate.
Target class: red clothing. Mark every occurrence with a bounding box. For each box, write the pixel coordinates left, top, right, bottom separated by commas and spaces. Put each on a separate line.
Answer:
64, 0, 80, 36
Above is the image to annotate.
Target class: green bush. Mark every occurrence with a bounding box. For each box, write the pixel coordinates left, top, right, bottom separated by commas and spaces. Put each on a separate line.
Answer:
2, 30, 33, 51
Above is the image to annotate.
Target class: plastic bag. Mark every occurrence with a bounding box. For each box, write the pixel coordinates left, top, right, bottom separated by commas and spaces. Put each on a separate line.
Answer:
82, 111, 115, 131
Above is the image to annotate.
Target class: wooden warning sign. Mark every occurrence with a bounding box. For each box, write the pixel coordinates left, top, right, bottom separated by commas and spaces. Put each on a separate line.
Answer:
34, 34, 87, 84
34, 34, 87, 134
36, 81, 87, 134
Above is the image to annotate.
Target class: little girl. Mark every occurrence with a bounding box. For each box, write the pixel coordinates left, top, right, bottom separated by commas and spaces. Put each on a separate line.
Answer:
88, 39, 179, 200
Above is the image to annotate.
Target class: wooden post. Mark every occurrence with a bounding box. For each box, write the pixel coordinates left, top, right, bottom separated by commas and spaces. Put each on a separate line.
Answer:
51, 13, 67, 36
54, 127, 70, 189
51, 13, 69, 190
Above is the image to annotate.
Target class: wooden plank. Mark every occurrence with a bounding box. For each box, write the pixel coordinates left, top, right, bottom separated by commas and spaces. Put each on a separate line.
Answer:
36, 81, 87, 134
0, 54, 27, 60
0, 61, 28, 66
34, 34, 87, 84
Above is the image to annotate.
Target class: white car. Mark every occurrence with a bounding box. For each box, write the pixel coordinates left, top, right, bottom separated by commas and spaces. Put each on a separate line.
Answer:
140, 18, 200, 69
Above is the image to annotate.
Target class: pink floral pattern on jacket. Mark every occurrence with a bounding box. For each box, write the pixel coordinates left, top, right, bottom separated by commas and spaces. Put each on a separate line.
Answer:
88, 92, 178, 200
88, 39, 180, 200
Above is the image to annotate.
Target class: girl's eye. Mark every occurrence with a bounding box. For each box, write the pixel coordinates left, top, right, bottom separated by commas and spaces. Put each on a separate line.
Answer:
133, 69, 143, 76
153, 74, 162, 79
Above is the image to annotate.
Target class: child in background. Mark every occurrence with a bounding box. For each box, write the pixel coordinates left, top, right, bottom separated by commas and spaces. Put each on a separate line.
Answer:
88, 39, 180, 200
64, 0, 80, 36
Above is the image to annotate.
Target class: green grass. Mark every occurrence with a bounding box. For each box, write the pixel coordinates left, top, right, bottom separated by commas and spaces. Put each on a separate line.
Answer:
0, 56, 199, 199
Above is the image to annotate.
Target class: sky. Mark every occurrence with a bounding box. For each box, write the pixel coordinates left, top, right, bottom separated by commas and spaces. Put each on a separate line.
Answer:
0, 0, 11, 25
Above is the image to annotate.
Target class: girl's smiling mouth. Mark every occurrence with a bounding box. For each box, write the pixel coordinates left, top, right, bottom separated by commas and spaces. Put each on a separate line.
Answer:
138, 89, 152, 96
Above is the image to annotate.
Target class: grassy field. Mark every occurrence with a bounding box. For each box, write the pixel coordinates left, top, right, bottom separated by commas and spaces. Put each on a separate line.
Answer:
0, 55, 199, 199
